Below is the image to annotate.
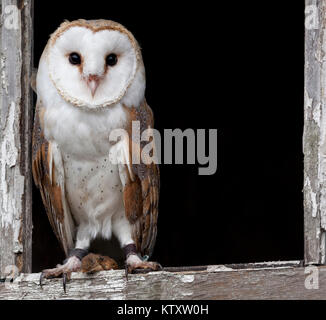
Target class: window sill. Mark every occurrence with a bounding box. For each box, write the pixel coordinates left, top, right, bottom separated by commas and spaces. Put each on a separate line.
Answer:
1, 261, 323, 300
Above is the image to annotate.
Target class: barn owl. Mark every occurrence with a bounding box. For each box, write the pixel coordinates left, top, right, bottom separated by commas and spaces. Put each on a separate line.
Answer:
32, 19, 161, 290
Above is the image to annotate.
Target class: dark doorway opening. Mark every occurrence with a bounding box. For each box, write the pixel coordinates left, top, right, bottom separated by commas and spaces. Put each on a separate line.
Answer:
32, 1, 304, 272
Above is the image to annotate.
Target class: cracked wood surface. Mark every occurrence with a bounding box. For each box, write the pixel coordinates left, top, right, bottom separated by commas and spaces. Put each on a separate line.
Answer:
0, 262, 325, 300
0, 0, 33, 277
304, 0, 326, 264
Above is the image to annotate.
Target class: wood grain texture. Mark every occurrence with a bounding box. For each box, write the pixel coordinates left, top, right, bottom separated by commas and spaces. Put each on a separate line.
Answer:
0, 0, 33, 277
304, 0, 326, 264
1, 261, 325, 300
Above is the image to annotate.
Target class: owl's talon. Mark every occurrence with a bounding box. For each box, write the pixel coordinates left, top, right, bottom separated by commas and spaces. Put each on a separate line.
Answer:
126, 255, 162, 275
125, 264, 129, 281
63, 273, 68, 293
39, 272, 44, 288
38, 256, 81, 292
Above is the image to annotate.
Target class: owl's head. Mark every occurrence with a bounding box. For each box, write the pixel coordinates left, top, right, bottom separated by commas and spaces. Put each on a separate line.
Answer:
43, 20, 145, 110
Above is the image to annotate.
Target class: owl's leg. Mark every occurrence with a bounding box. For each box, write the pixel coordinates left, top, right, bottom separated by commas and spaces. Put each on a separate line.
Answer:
112, 210, 162, 279
40, 225, 91, 292
39, 248, 89, 293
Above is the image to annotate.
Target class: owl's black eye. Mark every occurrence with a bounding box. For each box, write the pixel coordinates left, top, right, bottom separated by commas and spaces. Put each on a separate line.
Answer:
106, 53, 118, 66
69, 52, 81, 65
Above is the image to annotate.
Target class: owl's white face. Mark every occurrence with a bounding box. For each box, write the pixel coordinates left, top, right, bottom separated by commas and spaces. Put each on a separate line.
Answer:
47, 24, 141, 109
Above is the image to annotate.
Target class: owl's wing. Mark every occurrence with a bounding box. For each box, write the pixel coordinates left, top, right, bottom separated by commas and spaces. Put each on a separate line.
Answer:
32, 101, 75, 256
118, 100, 160, 258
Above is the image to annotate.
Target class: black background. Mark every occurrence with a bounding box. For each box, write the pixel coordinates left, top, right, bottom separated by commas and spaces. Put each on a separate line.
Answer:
32, 1, 304, 271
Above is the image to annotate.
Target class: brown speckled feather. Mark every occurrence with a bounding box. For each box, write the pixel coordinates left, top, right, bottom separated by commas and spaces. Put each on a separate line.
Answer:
32, 101, 75, 256
123, 100, 160, 257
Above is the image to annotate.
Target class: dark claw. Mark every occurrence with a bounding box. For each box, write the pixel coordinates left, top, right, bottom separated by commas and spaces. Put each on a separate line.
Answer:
157, 263, 163, 271
39, 272, 44, 288
63, 273, 67, 293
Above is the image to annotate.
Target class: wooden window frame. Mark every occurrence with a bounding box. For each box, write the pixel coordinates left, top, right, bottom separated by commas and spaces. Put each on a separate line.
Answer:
0, 0, 325, 299
304, 0, 326, 265
0, 0, 33, 277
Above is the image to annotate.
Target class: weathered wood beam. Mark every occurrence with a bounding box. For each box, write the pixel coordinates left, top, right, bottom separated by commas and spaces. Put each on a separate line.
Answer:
1, 261, 325, 300
0, 0, 33, 278
304, 0, 326, 264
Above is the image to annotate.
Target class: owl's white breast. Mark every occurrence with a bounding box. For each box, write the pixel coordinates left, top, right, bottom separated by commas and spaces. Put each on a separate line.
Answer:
37, 55, 131, 240
44, 99, 127, 235
44, 99, 127, 160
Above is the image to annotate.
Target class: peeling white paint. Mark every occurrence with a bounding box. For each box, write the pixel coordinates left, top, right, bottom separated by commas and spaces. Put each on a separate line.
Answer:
207, 265, 234, 272
180, 275, 195, 283
321, 233, 326, 264
132, 276, 146, 281
304, 177, 318, 218
181, 291, 194, 297
0, 101, 25, 253
313, 102, 321, 124
0, 0, 33, 276
304, 90, 319, 125
315, 48, 324, 64
305, 90, 313, 109
1, 102, 18, 219
0, 53, 8, 95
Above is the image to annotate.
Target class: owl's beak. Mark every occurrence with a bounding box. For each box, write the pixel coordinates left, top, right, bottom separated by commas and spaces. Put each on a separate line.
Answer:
86, 75, 101, 97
